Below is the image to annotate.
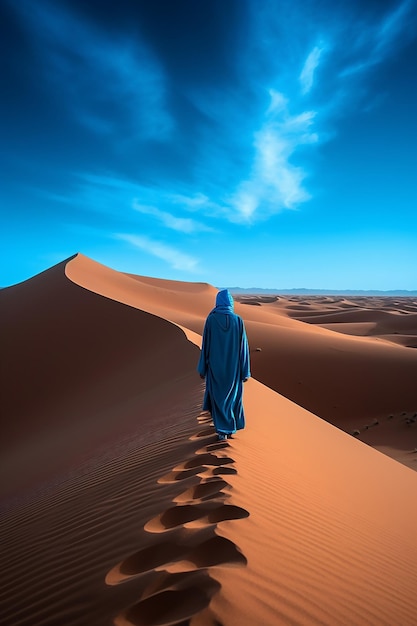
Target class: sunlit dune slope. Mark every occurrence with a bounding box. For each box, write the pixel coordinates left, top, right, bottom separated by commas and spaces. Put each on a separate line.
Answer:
211, 378, 417, 626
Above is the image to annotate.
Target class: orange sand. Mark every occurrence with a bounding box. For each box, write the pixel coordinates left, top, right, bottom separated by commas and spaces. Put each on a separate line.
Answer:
1, 253, 416, 625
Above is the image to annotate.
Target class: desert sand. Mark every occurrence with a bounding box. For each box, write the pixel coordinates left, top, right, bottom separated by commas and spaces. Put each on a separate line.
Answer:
1, 253, 417, 626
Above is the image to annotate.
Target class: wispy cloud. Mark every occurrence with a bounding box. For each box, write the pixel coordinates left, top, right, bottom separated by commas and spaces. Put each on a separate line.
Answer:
340, 0, 415, 77
300, 45, 324, 94
234, 0, 416, 224
71, 173, 217, 232
116, 233, 199, 272
71, 97, 317, 226
132, 201, 214, 234
229, 91, 318, 221
374, 0, 415, 55
9, 0, 416, 242
171, 193, 212, 211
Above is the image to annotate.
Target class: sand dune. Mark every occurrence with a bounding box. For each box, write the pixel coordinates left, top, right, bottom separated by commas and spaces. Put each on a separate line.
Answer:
234, 294, 417, 467
212, 380, 417, 626
66, 254, 217, 335
0, 255, 202, 498
263, 293, 417, 342
67, 256, 417, 466
1, 254, 417, 626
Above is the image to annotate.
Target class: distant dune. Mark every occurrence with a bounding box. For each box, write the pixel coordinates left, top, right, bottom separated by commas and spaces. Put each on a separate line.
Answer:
228, 286, 417, 296
1, 253, 417, 626
234, 292, 417, 468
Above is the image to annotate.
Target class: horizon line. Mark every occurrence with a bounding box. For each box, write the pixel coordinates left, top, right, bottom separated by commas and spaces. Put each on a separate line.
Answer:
223, 287, 417, 296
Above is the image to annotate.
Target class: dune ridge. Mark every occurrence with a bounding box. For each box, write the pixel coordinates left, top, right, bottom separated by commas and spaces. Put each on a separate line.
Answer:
67, 255, 417, 466
66, 256, 417, 452
1, 253, 417, 625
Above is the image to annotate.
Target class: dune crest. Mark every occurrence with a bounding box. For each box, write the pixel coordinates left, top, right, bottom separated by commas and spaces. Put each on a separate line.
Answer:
66, 253, 216, 335
66, 254, 417, 469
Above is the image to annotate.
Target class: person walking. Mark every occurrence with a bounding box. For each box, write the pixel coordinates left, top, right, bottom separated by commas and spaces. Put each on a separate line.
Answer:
198, 289, 251, 441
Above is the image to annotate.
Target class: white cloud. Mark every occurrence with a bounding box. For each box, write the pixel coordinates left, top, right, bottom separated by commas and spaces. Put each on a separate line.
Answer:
230, 186, 259, 221
284, 111, 317, 134
171, 193, 211, 210
67, 97, 318, 227
300, 46, 324, 94
132, 200, 213, 234
116, 233, 199, 272
267, 90, 288, 115
230, 91, 317, 221
72, 174, 216, 231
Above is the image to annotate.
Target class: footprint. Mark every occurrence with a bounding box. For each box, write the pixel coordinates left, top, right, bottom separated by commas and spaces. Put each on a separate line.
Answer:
158, 467, 203, 484
108, 541, 184, 583
179, 454, 234, 470
107, 413, 249, 623
197, 442, 229, 453
205, 467, 237, 477
173, 479, 230, 503
109, 534, 247, 584
145, 505, 209, 532
116, 587, 211, 626
159, 455, 233, 482
114, 573, 220, 626
206, 504, 249, 524
190, 428, 216, 440
145, 503, 249, 532
173, 535, 247, 571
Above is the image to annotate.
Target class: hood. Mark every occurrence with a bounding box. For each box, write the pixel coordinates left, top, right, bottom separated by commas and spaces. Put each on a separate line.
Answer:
210, 289, 234, 330
215, 289, 234, 311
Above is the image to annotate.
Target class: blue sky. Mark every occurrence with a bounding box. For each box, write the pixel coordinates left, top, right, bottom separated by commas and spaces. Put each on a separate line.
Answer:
1, 0, 416, 290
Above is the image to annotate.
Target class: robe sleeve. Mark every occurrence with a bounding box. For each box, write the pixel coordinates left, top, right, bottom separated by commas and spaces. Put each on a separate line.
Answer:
240, 318, 251, 380
197, 316, 211, 377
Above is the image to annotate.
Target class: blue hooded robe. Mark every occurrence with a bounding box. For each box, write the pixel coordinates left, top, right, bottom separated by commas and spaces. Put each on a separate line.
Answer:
198, 290, 251, 435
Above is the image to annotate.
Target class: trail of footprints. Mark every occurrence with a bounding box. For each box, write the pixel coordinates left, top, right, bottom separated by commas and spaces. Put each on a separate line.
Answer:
106, 412, 249, 626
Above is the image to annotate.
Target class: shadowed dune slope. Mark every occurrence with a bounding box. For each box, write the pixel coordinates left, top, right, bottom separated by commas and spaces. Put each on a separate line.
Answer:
0, 255, 201, 498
